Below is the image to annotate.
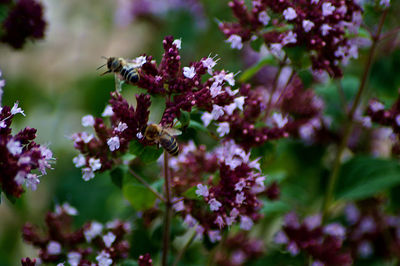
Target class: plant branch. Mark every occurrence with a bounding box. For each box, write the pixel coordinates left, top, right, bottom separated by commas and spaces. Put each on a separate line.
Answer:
321, 9, 388, 222
162, 151, 173, 266
264, 55, 287, 118
128, 168, 165, 202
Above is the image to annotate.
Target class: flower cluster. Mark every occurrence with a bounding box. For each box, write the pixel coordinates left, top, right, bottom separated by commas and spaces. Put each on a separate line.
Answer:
22, 203, 131, 265
71, 93, 151, 181
220, 0, 363, 77
1, 0, 47, 49
274, 213, 351, 265
214, 233, 264, 266
169, 141, 267, 242
115, 0, 206, 28
0, 96, 53, 199
344, 200, 400, 260
367, 95, 400, 156
138, 253, 153, 266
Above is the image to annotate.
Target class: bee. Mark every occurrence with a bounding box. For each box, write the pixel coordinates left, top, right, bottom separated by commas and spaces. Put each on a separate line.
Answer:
97, 56, 142, 91
144, 123, 181, 156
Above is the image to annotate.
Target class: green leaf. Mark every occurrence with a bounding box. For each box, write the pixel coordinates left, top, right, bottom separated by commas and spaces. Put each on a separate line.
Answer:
179, 110, 190, 127
261, 200, 290, 216
298, 69, 313, 88
129, 140, 145, 156
284, 45, 311, 70
129, 140, 163, 164
335, 157, 400, 201
110, 166, 128, 189
239, 55, 277, 83
182, 186, 198, 200
119, 260, 139, 266
140, 146, 163, 164
188, 120, 208, 132
250, 37, 264, 52
123, 183, 157, 211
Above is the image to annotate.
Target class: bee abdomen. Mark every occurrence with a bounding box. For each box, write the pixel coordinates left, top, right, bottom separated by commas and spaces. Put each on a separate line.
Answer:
160, 135, 179, 156
120, 66, 139, 84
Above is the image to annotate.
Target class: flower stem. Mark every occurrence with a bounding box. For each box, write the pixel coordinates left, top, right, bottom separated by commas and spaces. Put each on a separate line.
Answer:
128, 168, 165, 202
162, 151, 172, 266
322, 10, 388, 222
264, 56, 287, 118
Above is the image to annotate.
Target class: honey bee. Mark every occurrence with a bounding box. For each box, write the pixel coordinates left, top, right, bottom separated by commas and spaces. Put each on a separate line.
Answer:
97, 56, 142, 91
144, 123, 181, 156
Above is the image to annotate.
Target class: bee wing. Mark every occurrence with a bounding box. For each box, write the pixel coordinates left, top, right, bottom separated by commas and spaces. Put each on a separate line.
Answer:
164, 127, 182, 136
114, 73, 125, 92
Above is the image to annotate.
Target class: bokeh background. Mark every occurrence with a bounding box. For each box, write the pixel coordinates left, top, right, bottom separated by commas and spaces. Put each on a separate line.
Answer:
1, 0, 400, 265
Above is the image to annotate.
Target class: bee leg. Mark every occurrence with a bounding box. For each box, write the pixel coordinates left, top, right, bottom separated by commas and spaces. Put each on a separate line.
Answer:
114, 74, 125, 92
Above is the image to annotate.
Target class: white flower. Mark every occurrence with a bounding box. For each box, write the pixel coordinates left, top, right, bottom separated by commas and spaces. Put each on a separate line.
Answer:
335, 46, 347, 58
107, 136, 120, 151
115, 122, 128, 132
67, 252, 82, 266
282, 31, 297, 45
173, 39, 182, 49
226, 34, 243, 50
322, 2, 336, 17
224, 103, 237, 115
288, 241, 300, 255
89, 158, 101, 171
299, 124, 315, 140
321, 24, 332, 36
81, 132, 94, 143
235, 192, 246, 205
7, 139, 22, 156
215, 216, 225, 229
396, 114, 400, 126
14, 171, 26, 185
55, 203, 78, 216
208, 198, 222, 211
195, 184, 209, 197
183, 66, 196, 79
370, 101, 385, 112
211, 104, 224, 120
103, 232, 116, 248
11, 102, 25, 116
134, 56, 147, 67
208, 230, 221, 243
136, 132, 144, 139
270, 43, 284, 58
235, 180, 246, 191
302, 20, 315, 32
0, 121, 6, 128
26, 174, 40, 191
283, 7, 297, 20
358, 241, 373, 258
234, 96, 245, 111
84, 221, 103, 242
274, 231, 288, 244
201, 112, 213, 127
102, 105, 114, 117
210, 82, 223, 98
216, 122, 230, 137
82, 167, 95, 181
81, 115, 95, 127
224, 72, 235, 86
73, 154, 86, 168
240, 216, 254, 230
380, 0, 390, 8
184, 214, 197, 227
96, 250, 113, 266
258, 11, 270, 25
231, 251, 246, 265
47, 241, 62, 255
311, 0, 319, 3
172, 197, 185, 212
324, 223, 346, 238
272, 113, 288, 128
202, 56, 217, 74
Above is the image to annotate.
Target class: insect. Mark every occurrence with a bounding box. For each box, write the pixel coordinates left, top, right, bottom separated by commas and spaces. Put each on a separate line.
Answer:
144, 123, 181, 156
97, 56, 142, 91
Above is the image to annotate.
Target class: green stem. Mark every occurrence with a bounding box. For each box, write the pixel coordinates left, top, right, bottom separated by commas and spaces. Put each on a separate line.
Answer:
264, 56, 287, 118
322, 10, 388, 222
162, 152, 172, 266
128, 168, 165, 202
